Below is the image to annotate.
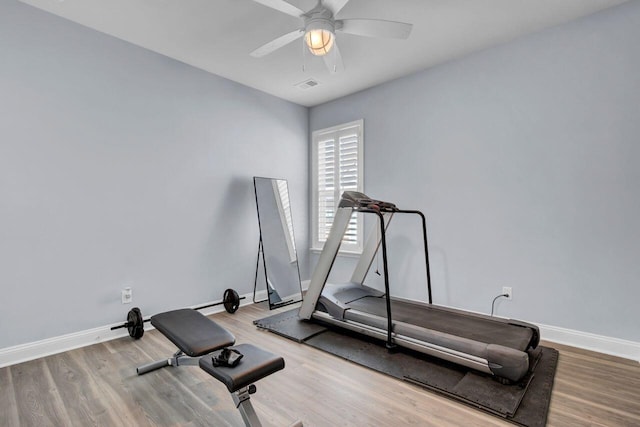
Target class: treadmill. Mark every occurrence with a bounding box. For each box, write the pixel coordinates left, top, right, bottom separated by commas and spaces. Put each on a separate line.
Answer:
299, 191, 540, 383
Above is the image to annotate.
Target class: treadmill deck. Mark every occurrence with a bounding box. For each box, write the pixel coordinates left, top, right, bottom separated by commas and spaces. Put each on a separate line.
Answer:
345, 296, 534, 351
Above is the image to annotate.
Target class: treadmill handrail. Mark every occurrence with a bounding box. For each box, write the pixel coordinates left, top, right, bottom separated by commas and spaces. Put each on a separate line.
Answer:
396, 209, 432, 304
300, 193, 433, 319
374, 209, 394, 349
353, 207, 431, 349
353, 206, 432, 304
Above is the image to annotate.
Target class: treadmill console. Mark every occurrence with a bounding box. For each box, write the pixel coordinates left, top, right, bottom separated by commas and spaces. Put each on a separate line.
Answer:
339, 191, 397, 211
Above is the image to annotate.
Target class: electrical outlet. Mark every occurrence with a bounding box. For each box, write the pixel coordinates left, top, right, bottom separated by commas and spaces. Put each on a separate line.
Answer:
121, 287, 132, 304
502, 286, 513, 300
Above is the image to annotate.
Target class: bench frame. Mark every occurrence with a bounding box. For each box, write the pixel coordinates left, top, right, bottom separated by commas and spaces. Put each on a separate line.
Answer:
136, 349, 201, 375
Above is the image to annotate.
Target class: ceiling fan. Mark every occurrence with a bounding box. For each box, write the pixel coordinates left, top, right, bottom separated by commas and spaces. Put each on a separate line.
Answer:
250, 0, 413, 73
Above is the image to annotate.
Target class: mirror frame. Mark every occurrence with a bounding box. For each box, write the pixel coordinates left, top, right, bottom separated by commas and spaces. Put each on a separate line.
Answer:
253, 176, 303, 309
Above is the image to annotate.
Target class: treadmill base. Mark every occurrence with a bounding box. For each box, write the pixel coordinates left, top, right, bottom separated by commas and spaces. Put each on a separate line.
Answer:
255, 308, 558, 427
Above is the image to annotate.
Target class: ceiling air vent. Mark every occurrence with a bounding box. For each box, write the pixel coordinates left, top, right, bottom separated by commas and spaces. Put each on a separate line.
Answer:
295, 78, 320, 90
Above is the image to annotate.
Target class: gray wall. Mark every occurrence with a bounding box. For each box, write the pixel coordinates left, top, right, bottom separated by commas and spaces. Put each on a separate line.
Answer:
0, 1, 308, 348
310, 1, 640, 342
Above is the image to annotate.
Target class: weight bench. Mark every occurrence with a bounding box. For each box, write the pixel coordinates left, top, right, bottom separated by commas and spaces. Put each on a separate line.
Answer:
136, 308, 301, 427
136, 308, 235, 374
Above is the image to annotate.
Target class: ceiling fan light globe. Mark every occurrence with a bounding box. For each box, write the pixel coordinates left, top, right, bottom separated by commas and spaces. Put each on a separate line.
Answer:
305, 29, 334, 56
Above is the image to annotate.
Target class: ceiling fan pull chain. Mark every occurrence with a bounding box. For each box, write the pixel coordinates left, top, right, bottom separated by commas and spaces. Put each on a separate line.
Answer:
302, 38, 307, 72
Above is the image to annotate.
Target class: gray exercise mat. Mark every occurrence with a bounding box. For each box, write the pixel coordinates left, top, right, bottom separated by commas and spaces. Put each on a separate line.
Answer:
255, 309, 557, 427
253, 309, 327, 342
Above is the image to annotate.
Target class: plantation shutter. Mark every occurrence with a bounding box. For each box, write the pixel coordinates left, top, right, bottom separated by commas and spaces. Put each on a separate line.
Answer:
338, 129, 359, 245
317, 136, 336, 243
313, 120, 363, 252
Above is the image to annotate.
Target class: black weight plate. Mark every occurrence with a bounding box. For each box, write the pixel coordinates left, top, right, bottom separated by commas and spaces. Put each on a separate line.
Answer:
223, 288, 240, 313
133, 308, 144, 339
127, 307, 144, 339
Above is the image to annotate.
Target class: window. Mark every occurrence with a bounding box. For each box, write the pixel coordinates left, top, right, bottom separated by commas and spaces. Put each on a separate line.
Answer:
311, 119, 363, 253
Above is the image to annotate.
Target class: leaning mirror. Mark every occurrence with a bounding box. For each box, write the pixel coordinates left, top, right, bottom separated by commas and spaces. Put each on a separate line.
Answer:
253, 177, 303, 309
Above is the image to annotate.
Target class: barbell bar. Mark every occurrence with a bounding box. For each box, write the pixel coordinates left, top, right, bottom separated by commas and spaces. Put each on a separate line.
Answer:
110, 288, 243, 339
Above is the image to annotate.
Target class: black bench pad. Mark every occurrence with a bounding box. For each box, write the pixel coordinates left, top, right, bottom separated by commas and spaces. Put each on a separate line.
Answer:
150, 309, 235, 357
199, 343, 285, 393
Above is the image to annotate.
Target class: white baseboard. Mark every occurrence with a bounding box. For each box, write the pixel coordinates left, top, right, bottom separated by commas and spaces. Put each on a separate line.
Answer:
2, 294, 637, 368
0, 323, 131, 368
0, 292, 253, 369
538, 323, 640, 362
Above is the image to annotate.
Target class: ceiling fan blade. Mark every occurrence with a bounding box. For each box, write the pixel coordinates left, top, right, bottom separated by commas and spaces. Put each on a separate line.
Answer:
322, 0, 350, 16
250, 0, 305, 18
250, 29, 304, 58
337, 19, 413, 39
323, 41, 345, 74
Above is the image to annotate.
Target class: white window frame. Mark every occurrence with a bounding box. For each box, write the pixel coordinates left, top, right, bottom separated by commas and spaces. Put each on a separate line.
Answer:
311, 119, 364, 254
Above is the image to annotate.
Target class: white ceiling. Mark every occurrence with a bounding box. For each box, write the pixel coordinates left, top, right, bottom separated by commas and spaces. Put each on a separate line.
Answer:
19, 0, 626, 107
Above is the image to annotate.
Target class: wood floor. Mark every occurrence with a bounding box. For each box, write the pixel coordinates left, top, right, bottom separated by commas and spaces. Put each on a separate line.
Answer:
1, 303, 639, 426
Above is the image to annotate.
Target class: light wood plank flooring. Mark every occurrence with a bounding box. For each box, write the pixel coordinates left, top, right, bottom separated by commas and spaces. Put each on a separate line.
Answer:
1, 303, 639, 426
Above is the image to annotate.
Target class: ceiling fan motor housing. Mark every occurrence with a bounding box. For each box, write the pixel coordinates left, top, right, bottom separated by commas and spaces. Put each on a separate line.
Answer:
304, 7, 336, 56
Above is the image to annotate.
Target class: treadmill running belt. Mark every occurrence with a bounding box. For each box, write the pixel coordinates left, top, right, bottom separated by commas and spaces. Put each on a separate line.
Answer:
345, 297, 533, 351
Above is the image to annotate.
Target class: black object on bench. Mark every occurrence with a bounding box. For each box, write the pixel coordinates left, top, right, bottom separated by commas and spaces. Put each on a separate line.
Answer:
136, 308, 236, 374
200, 344, 293, 427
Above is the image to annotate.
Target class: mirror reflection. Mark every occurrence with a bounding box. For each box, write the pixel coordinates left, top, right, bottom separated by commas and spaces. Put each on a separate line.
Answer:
253, 177, 302, 309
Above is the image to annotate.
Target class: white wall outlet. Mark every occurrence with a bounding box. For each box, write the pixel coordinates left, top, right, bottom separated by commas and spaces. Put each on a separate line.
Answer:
121, 287, 132, 304
502, 286, 513, 300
